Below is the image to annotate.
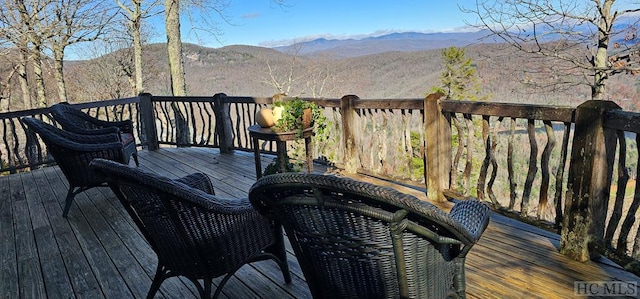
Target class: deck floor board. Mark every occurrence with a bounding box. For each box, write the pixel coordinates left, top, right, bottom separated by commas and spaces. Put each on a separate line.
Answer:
2, 147, 638, 298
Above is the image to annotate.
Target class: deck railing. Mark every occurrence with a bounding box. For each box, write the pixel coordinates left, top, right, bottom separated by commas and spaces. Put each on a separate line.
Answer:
1, 93, 638, 265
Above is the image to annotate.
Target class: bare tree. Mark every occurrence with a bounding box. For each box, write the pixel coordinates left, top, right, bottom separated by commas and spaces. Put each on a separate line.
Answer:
0, 0, 117, 107
16, 0, 48, 107
163, 0, 287, 97
67, 38, 134, 101
44, 0, 118, 103
0, 59, 18, 112
465, 0, 640, 100
262, 44, 340, 97
116, 0, 162, 95
164, 0, 186, 96
0, 0, 45, 108
262, 53, 303, 96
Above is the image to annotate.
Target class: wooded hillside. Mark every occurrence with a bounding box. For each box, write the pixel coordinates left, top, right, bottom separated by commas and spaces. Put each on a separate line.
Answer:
10, 42, 640, 111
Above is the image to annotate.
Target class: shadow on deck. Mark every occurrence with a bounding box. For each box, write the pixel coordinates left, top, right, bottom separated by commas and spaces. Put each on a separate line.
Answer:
1, 147, 638, 298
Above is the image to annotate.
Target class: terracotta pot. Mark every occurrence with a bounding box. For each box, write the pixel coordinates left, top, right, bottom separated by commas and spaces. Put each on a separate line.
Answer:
301, 108, 313, 129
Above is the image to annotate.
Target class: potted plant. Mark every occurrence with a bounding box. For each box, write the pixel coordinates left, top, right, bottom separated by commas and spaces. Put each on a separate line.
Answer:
259, 96, 327, 176
273, 97, 325, 137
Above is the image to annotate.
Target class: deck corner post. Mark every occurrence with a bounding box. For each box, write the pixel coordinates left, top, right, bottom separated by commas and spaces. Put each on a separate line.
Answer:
213, 93, 235, 154
138, 93, 159, 151
340, 95, 360, 173
424, 92, 451, 202
561, 100, 620, 262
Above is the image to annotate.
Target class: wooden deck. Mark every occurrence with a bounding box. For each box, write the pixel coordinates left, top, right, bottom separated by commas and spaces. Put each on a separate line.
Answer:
1, 147, 638, 298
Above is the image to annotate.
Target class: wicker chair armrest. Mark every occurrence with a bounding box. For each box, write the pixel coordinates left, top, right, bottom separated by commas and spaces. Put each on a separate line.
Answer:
65, 126, 121, 135
174, 172, 215, 195
449, 199, 491, 243
87, 118, 133, 134
57, 129, 122, 144
63, 139, 125, 152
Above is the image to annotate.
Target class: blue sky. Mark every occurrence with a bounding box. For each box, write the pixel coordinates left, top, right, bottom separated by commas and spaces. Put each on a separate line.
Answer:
165, 1, 479, 48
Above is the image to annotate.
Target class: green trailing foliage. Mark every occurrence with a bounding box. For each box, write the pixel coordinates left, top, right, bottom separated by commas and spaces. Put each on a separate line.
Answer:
273, 97, 327, 138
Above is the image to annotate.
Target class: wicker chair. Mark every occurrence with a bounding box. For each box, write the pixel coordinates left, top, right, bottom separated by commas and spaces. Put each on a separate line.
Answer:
89, 158, 292, 299
249, 173, 490, 299
50, 103, 139, 166
22, 117, 132, 217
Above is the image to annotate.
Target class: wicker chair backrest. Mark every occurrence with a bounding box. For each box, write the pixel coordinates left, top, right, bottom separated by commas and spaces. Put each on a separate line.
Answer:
22, 117, 123, 187
250, 173, 490, 299
51, 103, 112, 130
90, 158, 278, 279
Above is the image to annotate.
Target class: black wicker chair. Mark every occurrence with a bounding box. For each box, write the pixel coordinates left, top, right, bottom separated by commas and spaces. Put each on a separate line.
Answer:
249, 173, 490, 299
50, 103, 139, 166
89, 158, 292, 299
22, 117, 133, 217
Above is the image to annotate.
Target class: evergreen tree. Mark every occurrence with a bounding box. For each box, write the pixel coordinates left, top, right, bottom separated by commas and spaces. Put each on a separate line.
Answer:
432, 46, 487, 101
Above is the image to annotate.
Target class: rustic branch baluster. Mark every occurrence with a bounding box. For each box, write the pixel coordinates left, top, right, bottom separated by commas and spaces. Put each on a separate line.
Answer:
477, 115, 490, 201
508, 117, 517, 209
463, 113, 473, 194
604, 131, 628, 247
617, 133, 640, 255
487, 117, 502, 206
538, 120, 556, 219
554, 122, 572, 229
451, 113, 463, 189
158, 101, 170, 143
522, 119, 538, 217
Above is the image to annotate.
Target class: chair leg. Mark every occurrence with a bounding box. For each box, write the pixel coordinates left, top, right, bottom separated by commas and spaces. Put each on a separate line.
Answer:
202, 277, 213, 299
62, 187, 76, 218
132, 152, 139, 166
213, 272, 234, 299
146, 264, 167, 299
269, 224, 292, 283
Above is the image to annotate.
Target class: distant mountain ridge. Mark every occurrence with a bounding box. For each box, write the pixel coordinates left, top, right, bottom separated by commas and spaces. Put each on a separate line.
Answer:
274, 30, 494, 58
273, 17, 640, 58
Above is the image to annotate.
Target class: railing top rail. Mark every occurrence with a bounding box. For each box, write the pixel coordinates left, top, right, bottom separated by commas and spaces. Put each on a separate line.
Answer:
0, 107, 51, 120
223, 96, 273, 104
441, 100, 576, 123
351, 98, 424, 110
0, 97, 142, 120
214, 96, 425, 110
604, 109, 640, 133
150, 95, 214, 103
71, 97, 140, 109
300, 98, 341, 108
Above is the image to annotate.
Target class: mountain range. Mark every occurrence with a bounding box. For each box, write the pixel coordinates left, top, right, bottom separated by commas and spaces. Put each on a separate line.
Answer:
58, 28, 639, 112
274, 30, 494, 58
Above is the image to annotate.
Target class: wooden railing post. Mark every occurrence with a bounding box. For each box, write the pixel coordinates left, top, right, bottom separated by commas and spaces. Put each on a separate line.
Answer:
561, 100, 620, 262
341, 95, 360, 173
213, 93, 234, 154
138, 93, 159, 151
424, 92, 451, 202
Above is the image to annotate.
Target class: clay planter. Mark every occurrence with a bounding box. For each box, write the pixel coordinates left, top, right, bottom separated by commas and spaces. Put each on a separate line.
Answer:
301, 108, 313, 129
